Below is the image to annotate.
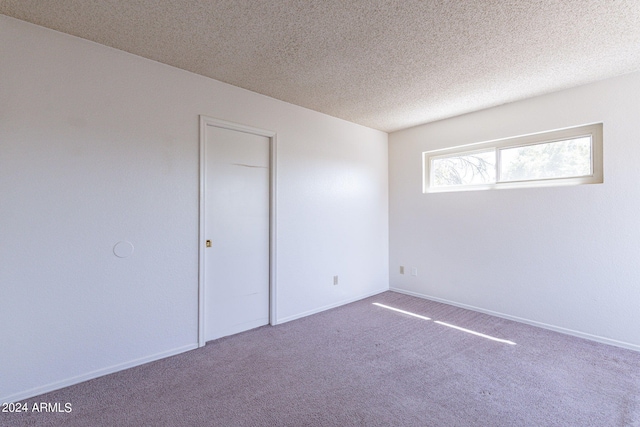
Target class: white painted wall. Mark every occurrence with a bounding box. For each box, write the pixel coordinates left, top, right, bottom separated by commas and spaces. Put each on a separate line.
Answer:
389, 71, 640, 351
0, 15, 388, 402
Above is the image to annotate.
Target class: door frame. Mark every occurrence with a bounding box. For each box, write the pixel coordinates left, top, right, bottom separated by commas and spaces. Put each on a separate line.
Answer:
198, 115, 277, 347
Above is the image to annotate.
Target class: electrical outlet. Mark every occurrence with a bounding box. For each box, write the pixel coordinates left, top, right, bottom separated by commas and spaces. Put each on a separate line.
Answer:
400, 266, 405, 274
411, 267, 418, 276
333, 275, 339, 285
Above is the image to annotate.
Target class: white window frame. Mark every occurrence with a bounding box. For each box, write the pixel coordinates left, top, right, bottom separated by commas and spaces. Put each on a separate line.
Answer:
423, 123, 603, 193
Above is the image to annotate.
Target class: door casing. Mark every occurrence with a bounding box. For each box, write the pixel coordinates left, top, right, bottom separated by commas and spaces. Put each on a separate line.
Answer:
198, 115, 277, 347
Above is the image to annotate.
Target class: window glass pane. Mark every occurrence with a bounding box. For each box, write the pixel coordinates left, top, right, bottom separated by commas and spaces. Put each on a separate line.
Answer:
499, 137, 592, 182
431, 150, 496, 187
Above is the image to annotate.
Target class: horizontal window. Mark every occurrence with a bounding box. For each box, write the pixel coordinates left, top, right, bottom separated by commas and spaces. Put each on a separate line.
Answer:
423, 123, 603, 193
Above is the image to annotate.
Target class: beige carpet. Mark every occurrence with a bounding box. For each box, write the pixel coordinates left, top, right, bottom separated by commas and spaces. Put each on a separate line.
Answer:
3, 291, 639, 426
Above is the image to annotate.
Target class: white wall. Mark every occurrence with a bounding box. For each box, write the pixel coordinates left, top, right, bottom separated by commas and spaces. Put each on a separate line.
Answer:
0, 15, 388, 402
389, 71, 640, 351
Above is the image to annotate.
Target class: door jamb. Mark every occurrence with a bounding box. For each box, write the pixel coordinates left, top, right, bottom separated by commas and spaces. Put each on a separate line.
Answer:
198, 115, 277, 347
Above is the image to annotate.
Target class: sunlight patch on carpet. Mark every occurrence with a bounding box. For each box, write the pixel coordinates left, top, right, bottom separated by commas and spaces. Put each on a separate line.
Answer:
373, 302, 516, 345
434, 320, 516, 345
372, 303, 431, 320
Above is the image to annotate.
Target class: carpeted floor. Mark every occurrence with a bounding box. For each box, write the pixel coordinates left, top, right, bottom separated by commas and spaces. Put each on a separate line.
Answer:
3, 291, 640, 426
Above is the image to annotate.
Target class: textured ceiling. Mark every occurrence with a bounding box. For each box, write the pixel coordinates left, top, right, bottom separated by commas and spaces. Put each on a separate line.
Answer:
2, 1, 640, 132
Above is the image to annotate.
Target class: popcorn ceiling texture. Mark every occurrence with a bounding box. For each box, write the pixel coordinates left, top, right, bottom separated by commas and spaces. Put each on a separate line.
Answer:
2, 0, 640, 132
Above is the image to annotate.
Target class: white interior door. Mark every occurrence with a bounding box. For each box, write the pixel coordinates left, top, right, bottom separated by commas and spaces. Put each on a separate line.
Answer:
203, 122, 271, 342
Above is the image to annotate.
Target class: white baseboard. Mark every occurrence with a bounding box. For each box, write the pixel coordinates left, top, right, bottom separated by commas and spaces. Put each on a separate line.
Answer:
1, 343, 198, 404
390, 287, 640, 353
277, 288, 388, 324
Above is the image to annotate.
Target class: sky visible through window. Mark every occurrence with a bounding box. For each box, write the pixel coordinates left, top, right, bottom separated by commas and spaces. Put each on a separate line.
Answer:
432, 150, 496, 186
500, 137, 591, 182
431, 136, 592, 188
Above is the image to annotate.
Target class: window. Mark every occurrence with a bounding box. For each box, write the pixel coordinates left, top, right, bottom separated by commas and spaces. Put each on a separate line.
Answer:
423, 123, 603, 193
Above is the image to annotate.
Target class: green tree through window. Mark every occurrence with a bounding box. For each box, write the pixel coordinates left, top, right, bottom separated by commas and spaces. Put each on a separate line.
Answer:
424, 123, 602, 192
